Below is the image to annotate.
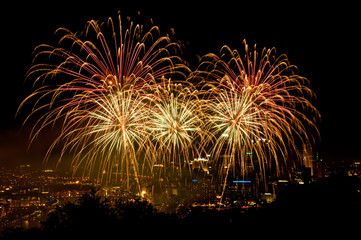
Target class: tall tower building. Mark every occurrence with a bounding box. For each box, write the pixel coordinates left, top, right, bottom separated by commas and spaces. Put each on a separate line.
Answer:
302, 144, 314, 176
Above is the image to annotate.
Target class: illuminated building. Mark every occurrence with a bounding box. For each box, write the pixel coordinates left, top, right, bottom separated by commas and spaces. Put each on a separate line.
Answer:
302, 144, 313, 174
349, 161, 361, 176
191, 155, 210, 173
299, 144, 324, 182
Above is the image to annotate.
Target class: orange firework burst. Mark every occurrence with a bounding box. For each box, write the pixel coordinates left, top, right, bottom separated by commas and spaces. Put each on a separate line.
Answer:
146, 78, 204, 174
19, 14, 188, 191
196, 40, 320, 192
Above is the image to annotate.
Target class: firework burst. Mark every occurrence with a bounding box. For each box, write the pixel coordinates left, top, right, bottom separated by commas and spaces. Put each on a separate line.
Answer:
146, 78, 204, 175
63, 89, 151, 187
19, 14, 188, 190
197, 40, 320, 187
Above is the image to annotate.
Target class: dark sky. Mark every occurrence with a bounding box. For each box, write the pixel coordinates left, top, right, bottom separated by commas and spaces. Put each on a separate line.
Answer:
1, 1, 360, 167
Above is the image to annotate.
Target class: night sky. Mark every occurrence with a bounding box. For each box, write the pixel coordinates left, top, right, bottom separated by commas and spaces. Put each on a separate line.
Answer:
1, 2, 360, 168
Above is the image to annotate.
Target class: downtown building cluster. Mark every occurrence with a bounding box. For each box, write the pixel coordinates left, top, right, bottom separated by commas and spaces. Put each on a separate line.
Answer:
1, 151, 360, 230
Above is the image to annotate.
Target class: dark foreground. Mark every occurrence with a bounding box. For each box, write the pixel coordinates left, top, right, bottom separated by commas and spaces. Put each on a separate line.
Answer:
1, 174, 360, 239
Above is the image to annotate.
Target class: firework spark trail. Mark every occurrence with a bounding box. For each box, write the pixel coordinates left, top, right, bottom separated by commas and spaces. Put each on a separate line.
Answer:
18, 14, 188, 192
196, 40, 320, 199
145, 78, 205, 177
67, 89, 150, 190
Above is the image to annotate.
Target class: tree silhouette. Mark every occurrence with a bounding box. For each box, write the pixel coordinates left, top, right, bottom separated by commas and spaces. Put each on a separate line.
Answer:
42, 189, 116, 233
40, 189, 178, 237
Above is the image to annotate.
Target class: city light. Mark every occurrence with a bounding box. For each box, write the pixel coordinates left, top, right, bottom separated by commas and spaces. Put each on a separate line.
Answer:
233, 180, 252, 183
